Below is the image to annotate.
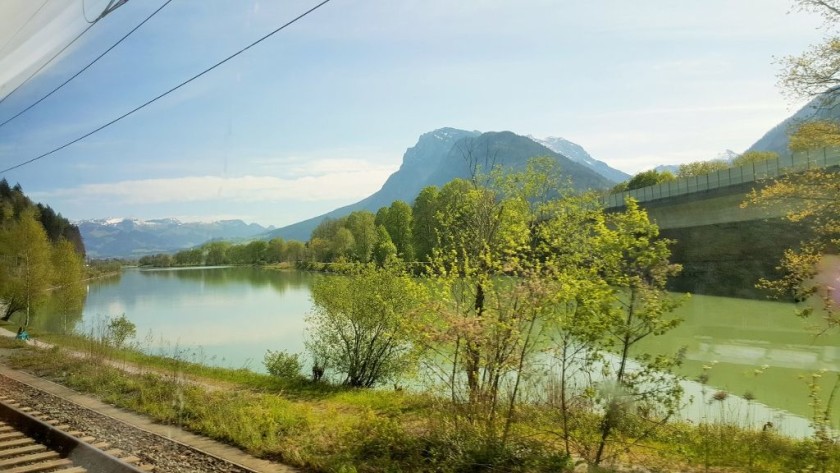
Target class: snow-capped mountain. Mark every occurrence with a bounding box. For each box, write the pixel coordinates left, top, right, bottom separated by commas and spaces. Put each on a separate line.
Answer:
78, 218, 273, 259
527, 135, 630, 183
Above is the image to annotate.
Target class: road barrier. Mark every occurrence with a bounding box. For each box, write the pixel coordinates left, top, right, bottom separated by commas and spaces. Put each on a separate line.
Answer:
605, 146, 840, 208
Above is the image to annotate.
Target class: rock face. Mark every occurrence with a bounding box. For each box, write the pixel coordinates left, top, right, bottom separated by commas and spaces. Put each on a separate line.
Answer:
268, 128, 614, 241
78, 218, 273, 258
528, 135, 630, 183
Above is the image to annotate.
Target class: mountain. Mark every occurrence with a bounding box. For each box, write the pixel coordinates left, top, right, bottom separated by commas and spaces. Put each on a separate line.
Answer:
527, 135, 630, 182
268, 128, 614, 241
746, 94, 840, 155
79, 218, 274, 259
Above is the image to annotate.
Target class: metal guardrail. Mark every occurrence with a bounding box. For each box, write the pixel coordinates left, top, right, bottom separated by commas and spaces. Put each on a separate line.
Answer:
604, 146, 840, 208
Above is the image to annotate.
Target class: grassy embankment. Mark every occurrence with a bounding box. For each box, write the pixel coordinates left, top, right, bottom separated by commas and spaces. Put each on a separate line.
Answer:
0, 328, 837, 473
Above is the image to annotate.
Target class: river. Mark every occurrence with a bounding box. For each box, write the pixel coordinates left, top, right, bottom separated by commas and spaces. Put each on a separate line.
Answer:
37, 266, 840, 436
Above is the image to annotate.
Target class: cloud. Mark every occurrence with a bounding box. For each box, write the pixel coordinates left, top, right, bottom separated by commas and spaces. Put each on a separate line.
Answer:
36, 161, 396, 205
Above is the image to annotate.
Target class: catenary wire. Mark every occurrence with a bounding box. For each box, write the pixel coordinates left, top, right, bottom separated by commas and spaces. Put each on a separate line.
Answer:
0, 0, 332, 175
0, 0, 52, 57
82, 0, 99, 24
0, 0, 173, 130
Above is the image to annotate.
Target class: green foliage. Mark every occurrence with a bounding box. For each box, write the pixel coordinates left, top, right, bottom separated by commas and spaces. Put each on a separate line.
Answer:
383, 200, 415, 261
677, 160, 729, 178
372, 225, 397, 267
789, 120, 840, 152
306, 264, 423, 387
412, 186, 440, 262
0, 209, 55, 325
263, 349, 303, 379
732, 150, 779, 167
614, 169, 676, 193
106, 314, 136, 349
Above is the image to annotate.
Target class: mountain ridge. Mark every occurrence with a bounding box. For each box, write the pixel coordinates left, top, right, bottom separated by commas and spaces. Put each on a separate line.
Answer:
266, 128, 614, 241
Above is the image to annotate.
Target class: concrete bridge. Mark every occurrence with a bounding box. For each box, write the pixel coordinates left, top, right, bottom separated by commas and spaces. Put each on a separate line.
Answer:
602, 147, 840, 299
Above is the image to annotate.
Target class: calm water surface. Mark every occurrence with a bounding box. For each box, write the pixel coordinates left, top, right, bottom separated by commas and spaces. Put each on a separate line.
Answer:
39, 266, 840, 435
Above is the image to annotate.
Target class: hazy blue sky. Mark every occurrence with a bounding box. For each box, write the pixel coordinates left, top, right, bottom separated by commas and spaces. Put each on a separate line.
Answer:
0, 0, 827, 227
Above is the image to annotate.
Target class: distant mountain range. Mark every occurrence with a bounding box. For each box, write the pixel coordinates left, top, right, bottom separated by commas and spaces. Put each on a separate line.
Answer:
266, 128, 617, 241
78, 218, 273, 258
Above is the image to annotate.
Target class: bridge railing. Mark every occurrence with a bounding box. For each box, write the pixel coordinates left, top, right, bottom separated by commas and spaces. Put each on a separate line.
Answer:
604, 146, 840, 208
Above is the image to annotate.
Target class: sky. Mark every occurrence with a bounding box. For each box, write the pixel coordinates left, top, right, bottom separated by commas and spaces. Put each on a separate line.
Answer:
0, 0, 829, 228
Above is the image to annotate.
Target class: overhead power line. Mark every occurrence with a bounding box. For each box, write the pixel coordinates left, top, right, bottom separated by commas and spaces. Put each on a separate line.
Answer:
0, 0, 333, 175
0, 0, 171, 129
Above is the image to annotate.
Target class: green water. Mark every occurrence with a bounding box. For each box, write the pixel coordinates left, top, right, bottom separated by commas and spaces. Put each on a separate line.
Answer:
37, 266, 840, 435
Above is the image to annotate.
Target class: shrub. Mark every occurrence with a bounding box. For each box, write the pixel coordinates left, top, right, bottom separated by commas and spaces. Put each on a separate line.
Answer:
263, 349, 302, 379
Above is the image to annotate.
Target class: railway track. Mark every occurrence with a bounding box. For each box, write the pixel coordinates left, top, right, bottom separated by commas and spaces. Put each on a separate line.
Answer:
0, 397, 150, 473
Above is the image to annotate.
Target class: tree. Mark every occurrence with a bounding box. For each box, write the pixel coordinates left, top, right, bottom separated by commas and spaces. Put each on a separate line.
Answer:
677, 160, 730, 178
778, 0, 840, 100
0, 210, 54, 325
412, 186, 440, 262
345, 211, 376, 262
614, 169, 676, 192
591, 199, 684, 465
372, 225, 397, 266
331, 228, 356, 260
50, 239, 86, 333
732, 150, 779, 167
306, 264, 423, 387
266, 238, 286, 264
384, 201, 414, 261
789, 120, 840, 152
284, 240, 306, 263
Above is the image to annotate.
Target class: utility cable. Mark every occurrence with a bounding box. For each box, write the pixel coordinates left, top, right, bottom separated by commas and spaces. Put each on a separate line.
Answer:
0, 0, 173, 129
0, 0, 333, 175
0, 0, 52, 57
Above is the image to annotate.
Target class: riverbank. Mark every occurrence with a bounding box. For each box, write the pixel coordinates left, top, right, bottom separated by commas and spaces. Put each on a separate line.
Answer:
0, 325, 833, 472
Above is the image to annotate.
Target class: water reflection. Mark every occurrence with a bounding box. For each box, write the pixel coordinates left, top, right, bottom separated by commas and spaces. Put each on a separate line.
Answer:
38, 267, 840, 432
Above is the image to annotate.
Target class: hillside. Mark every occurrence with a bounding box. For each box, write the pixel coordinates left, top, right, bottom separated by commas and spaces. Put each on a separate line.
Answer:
747, 94, 840, 155
0, 179, 84, 255
268, 128, 614, 241
528, 135, 630, 182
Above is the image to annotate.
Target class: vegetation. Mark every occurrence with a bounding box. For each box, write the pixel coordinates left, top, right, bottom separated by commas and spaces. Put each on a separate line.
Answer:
677, 159, 729, 178
611, 169, 676, 193
0, 182, 86, 327
307, 264, 423, 387
732, 150, 780, 167
138, 236, 306, 268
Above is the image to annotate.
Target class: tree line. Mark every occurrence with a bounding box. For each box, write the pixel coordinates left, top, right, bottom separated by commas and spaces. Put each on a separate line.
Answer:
0, 180, 86, 327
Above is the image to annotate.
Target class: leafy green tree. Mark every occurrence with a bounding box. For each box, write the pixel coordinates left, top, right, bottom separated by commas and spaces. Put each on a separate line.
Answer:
619, 169, 676, 191
677, 160, 729, 178
345, 211, 376, 262
412, 186, 440, 262
284, 240, 306, 263
50, 239, 86, 333
591, 199, 684, 465
307, 237, 331, 262
372, 225, 397, 267
384, 201, 414, 261
789, 120, 840, 152
106, 314, 136, 349
204, 241, 230, 266
331, 228, 356, 260
732, 150, 779, 167
306, 264, 423, 387
266, 238, 286, 264
0, 210, 54, 325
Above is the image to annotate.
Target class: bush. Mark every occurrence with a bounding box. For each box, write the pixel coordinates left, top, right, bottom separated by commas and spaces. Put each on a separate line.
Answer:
263, 350, 302, 379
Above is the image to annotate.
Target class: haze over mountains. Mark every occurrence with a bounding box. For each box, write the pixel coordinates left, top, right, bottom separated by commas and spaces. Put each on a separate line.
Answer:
78, 218, 273, 259
267, 129, 619, 241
